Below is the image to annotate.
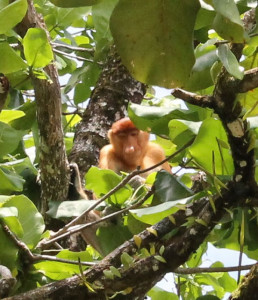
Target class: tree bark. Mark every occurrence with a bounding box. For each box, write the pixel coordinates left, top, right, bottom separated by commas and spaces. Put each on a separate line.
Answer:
14, 0, 70, 214
229, 264, 258, 300
69, 47, 146, 177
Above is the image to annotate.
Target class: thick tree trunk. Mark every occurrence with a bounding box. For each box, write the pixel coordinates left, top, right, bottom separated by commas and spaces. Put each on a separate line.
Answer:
14, 0, 70, 214
69, 47, 146, 176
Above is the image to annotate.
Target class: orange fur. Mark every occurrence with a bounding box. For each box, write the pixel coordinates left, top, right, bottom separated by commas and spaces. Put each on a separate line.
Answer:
99, 118, 171, 177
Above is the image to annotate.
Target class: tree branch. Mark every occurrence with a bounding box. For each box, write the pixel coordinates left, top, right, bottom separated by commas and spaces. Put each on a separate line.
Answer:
236, 67, 258, 93
172, 88, 213, 109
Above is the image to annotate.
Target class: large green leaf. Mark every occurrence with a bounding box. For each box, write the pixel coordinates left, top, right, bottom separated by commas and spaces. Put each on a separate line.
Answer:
0, 43, 28, 73
55, 7, 91, 28
34, 249, 93, 280
154, 171, 193, 203
10, 102, 37, 130
184, 47, 218, 91
110, 0, 200, 88
96, 224, 132, 256
0, 121, 25, 158
47, 200, 95, 219
189, 118, 234, 175
168, 119, 202, 148
86, 167, 132, 205
50, 0, 99, 8
92, 0, 119, 44
0, 0, 27, 34
128, 103, 201, 136
237, 88, 258, 117
212, 0, 246, 43
3, 195, 45, 248
130, 197, 189, 225
0, 110, 25, 124
23, 28, 54, 68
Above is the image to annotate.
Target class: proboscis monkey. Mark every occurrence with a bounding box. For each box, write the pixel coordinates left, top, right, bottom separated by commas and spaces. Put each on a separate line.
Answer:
99, 117, 171, 177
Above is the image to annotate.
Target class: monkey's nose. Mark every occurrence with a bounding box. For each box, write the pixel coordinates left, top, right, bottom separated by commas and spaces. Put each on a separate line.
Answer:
125, 146, 135, 154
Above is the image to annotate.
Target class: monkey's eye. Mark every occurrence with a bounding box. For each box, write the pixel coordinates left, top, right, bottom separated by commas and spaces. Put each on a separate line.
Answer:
117, 132, 127, 138
130, 131, 139, 137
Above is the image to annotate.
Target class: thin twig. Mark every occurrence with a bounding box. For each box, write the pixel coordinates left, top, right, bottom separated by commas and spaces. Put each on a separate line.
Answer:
175, 264, 255, 274
54, 48, 95, 63
51, 42, 94, 53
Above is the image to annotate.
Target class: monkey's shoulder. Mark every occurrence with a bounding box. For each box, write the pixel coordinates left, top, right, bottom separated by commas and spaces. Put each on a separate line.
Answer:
146, 142, 166, 154
99, 144, 114, 156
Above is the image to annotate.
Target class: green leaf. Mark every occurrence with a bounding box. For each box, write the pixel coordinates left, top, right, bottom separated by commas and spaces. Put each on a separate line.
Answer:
34, 249, 92, 280
96, 224, 132, 256
130, 197, 190, 225
155, 171, 193, 203
189, 118, 234, 175
154, 255, 166, 263
218, 270, 237, 292
0, 110, 25, 124
0, 206, 18, 218
0, 167, 24, 194
0, 43, 28, 73
3, 195, 45, 248
103, 269, 114, 280
148, 286, 178, 300
212, 0, 246, 43
50, 0, 100, 8
10, 102, 37, 131
217, 44, 244, 79
237, 89, 258, 117
86, 167, 132, 205
128, 103, 201, 136
184, 47, 218, 91
92, 0, 119, 45
120, 252, 134, 269
74, 83, 91, 104
47, 200, 95, 219
110, 266, 121, 278
0, 121, 25, 158
0, 0, 27, 34
23, 28, 54, 68
0, 225, 19, 272
168, 119, 202, 148
55, 7, 91, 28
110, 0, 200, 88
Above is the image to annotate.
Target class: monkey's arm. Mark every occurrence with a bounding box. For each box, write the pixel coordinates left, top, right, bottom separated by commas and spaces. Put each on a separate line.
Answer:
142, 142, 172, 174
99, 145, 122, 172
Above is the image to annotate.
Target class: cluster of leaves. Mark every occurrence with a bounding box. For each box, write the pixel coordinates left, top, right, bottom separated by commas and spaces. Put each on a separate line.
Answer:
0, 0, 257, 299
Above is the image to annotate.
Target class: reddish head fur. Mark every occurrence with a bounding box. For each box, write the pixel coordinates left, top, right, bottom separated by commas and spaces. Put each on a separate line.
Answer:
111, 117, 138, 134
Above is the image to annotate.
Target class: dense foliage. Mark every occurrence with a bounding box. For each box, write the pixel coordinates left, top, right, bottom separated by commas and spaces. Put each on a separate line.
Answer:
0, 0, 257, 299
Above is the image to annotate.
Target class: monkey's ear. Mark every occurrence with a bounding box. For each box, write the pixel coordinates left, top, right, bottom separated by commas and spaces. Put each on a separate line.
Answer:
107, 129, 113, 141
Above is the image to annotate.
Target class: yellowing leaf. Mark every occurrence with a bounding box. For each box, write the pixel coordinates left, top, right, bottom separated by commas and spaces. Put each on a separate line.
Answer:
195, 218, 208, 227
133, 235, 142, 249
154, 255, 166, 263
147, 227, 158, 237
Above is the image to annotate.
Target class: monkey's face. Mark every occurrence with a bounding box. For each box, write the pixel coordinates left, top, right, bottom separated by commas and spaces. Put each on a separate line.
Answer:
109, 129, 149, 166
